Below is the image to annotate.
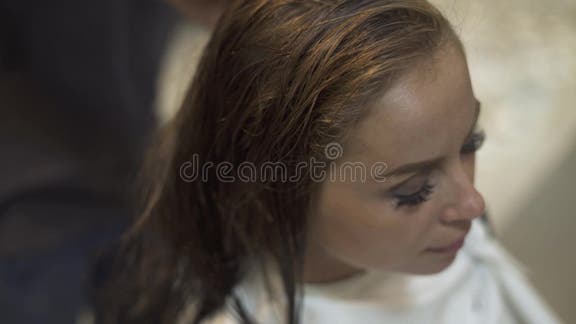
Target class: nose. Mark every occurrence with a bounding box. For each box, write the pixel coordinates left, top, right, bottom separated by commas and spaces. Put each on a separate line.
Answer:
439, 161, 486, 225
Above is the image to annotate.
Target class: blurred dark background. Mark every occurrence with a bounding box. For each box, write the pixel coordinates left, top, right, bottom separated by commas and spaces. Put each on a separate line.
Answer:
0, 0, 225, 323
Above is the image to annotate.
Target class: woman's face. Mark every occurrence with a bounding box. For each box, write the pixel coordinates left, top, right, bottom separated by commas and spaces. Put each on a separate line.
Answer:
304, 44, 486, 282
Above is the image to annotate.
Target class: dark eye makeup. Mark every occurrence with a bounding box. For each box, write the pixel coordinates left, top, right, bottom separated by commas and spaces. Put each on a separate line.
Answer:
392, 129, 486, 209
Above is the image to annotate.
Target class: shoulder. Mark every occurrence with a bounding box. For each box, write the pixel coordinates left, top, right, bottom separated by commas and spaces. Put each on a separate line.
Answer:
178, 270, 282, 324
177, 299, 242, 324
202, 311, 240, 324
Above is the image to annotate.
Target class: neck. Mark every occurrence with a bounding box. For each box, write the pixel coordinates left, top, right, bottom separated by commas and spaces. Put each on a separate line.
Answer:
300, 238, 365, 284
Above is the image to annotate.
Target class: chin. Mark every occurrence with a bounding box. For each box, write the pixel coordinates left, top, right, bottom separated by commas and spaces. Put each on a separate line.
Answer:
400, 253, 458, 275
420, 263, 452, 275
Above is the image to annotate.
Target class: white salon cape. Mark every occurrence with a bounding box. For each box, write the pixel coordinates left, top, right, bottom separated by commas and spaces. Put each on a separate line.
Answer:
197, 218, 563, 324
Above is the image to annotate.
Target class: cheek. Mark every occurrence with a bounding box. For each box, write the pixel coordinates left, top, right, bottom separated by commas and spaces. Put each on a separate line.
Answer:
310, 185, 435, 269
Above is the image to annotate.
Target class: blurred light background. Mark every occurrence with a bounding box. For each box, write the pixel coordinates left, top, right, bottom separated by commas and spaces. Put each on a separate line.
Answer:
156, 1, 576, 322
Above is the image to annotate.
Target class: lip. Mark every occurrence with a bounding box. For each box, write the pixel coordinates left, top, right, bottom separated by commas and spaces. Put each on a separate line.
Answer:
426, 237, 466, 254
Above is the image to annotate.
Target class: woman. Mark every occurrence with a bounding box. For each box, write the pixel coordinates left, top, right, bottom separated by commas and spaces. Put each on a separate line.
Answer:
97, 0, 563, 323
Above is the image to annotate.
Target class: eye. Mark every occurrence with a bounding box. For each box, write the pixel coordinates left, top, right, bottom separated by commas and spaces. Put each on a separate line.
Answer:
390, 130, 485, 209
461, 129, 485, 155
393, 182, 435, 209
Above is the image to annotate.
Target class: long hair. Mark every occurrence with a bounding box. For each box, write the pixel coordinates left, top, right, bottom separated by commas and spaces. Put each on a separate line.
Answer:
96, 1, 463, 323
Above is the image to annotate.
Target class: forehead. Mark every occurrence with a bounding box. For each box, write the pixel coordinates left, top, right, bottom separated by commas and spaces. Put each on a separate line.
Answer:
341, 45, 476, 169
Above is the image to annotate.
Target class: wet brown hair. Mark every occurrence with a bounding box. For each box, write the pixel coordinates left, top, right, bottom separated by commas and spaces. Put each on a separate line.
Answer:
97, 1, 463, 323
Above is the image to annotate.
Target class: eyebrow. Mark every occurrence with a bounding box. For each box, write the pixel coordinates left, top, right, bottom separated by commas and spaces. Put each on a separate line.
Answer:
383, 99, 482, 179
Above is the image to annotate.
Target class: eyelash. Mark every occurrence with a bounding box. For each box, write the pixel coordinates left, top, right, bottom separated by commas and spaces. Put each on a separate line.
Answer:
461, 129, 485, 155
394, 183, 435, 208
393, 130, 486, 209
